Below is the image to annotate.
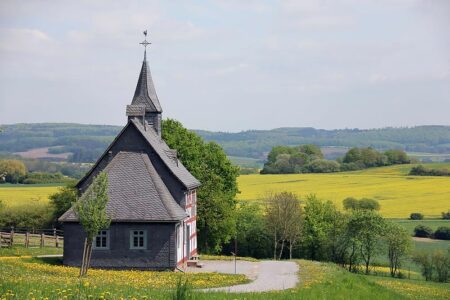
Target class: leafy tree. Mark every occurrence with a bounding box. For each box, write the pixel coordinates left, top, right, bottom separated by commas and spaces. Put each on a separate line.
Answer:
442, 210, 450, 220
413, 251, 434, 281
0, 159, 27, 183
264, 192, 302, 259
302, 194, 335, 260
410, 213, 424, 220
414, 225, 433, 238
384, 149, 410, 164
343, 197, 359, 210
49, 181, 77, 222
231, 203, 271, 259
303, 159, 340, 173
162, 119, 239, 253
432, 250, 450, 282
73, 172, 111, 276
343, 197, 380, 211
434, 227, 450, 240
384, 222, 412, 277
358, 198, 380, 211
348, 210, 385, 274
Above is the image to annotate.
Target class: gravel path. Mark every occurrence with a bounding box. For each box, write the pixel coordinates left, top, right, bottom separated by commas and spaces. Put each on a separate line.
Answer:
188, 260, 298, 293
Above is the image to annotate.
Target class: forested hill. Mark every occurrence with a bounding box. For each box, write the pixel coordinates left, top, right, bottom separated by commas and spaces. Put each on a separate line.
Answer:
1, 123, 450, 162
197, 126, 450, 159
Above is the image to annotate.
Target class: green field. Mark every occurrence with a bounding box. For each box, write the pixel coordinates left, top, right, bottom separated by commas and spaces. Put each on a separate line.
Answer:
237, 163, 450, 218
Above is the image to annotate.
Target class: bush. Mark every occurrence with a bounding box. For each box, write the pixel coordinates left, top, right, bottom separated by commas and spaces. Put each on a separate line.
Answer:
432, 250, 450, 282
410, 213, 424, 220
442, 210, 450, 220
434, 227, 450, 240
414, 225, 433, 238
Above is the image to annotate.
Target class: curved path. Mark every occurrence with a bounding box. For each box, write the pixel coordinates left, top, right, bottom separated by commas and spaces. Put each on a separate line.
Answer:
188, 260, 298, 293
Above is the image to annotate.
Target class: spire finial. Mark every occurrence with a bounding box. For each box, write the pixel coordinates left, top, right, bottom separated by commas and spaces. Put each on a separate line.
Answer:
140, 30, 151, 60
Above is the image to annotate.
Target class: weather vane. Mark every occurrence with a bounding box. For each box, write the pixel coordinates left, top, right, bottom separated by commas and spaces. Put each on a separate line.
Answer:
140, 30, 151, 49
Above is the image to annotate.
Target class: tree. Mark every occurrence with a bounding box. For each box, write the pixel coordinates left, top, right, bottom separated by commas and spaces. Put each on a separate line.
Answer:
0, 159, 27, 183
348, 210, 385, 274
384, 222, 412, 277
413, 251, 434, 281
162, 119, 239, 253
414, 225, 433, 238
358, 198, 380, 211
302, 194, 335, 260
232, 203, 271, 259
442, 210, 450, 220
264, 192, 302, 259
384, 149, 410, 164
432, 250, 450, 282
434, 227, 450, 240
410, 213, 424, 220
73, 172, 111, 276
343, 197, 359, 210
49, 181, 77, 223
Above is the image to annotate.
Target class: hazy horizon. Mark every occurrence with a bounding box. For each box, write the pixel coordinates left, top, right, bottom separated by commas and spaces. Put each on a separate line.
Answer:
1, 1, 449, 131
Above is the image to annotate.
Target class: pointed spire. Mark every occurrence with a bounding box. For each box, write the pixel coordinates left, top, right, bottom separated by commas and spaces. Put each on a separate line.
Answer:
131, 31, 162, 113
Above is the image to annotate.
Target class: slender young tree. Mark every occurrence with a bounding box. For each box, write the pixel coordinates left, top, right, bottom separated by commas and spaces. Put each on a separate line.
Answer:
384, 222, 412, 277
73, 172, 110, 276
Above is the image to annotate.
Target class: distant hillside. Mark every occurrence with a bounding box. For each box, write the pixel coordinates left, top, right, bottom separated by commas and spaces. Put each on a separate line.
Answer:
1, 123, 450, 163
196, 126, 450, 159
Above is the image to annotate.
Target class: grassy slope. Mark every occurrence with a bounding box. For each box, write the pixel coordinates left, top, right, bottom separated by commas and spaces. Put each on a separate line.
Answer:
237, 163, 450, 218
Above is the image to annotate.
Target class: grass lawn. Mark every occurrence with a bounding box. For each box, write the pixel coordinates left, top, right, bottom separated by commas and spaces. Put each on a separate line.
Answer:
1, 255, 449, 299
237, 163, 450, 218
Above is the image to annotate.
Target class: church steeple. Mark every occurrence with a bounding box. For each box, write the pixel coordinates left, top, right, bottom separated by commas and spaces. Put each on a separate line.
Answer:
127, 31, 162, 136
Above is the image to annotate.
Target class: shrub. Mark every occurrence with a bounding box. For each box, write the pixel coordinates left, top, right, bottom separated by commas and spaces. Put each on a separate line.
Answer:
434, 227, 450, 240
0, 203, 53, 229
442, 210, 450, 220
414, 225, 433, 238
410, 213, 424, 220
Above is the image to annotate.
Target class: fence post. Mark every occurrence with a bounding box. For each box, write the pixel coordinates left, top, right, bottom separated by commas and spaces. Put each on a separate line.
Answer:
10, 226, 14, 246
40, 232, 44, 248
25, 232, 29, 248
54, 228, 59, 248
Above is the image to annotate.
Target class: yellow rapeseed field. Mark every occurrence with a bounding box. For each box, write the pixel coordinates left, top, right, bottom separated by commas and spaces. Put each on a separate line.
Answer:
237, 164, 450, 218
0, 185, 61, 207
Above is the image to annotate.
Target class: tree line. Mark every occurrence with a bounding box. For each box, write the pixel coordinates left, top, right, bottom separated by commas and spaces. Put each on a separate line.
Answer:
261, 145, 410, 174
223, 192, 449, 282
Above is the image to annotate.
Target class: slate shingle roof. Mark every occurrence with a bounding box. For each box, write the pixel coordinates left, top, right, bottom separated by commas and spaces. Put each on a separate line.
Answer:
126, 104, 146, 116
131, 59, 162, 113
59, 151, 188, 222
131, 119, 201, 190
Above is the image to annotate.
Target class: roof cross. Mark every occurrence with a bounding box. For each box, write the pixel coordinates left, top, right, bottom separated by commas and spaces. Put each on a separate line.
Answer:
140, 30, 151, 49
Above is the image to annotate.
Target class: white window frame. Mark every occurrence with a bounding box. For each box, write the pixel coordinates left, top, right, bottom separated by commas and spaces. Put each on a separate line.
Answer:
130, 230, 147, 249
93, 230, 110, 250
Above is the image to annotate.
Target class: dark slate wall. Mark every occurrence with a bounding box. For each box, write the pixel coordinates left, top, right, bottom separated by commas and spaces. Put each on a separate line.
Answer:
63, 222, 178, 270
78, 123, 186, 205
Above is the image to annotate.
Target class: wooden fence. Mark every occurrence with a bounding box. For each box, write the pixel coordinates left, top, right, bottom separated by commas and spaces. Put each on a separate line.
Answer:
0, 227, 63, 248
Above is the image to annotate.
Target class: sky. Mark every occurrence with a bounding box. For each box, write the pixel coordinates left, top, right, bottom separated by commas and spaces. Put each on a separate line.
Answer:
0, 0, 449, 132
